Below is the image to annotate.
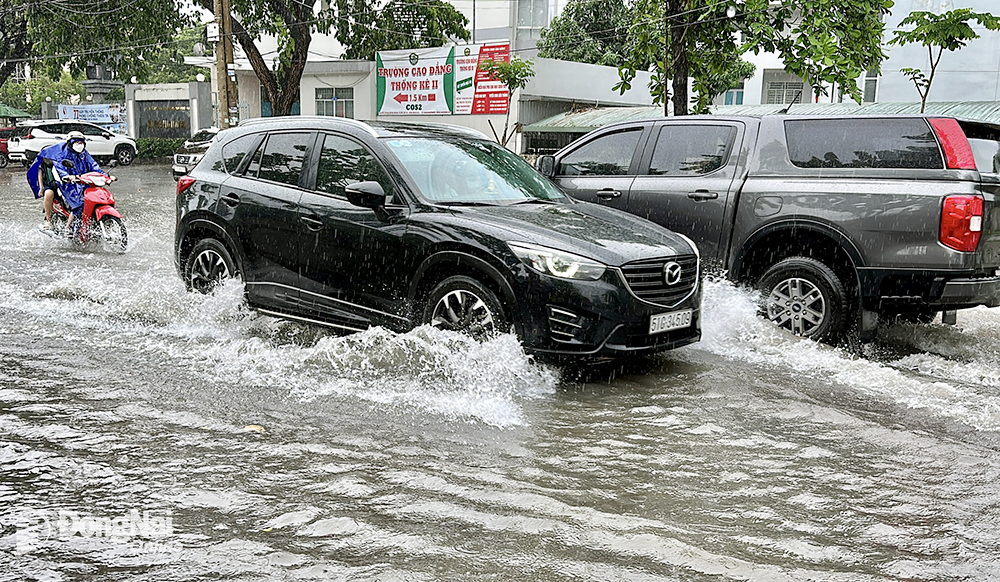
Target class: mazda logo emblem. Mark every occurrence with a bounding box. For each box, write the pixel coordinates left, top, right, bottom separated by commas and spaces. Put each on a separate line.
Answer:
663, 262, 682, 286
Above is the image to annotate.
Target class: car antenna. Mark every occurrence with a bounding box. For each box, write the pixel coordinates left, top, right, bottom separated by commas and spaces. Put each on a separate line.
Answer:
777, 90, 803, 114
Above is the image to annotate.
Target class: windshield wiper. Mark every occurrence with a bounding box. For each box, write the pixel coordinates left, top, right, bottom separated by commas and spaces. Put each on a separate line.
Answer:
436, 201, 500, 207
506, 198, 559, 206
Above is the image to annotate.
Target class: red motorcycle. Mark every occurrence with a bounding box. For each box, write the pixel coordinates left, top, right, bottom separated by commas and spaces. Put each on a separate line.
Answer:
50, 171, 128, 253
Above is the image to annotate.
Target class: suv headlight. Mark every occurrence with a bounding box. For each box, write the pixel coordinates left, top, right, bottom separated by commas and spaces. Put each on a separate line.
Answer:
507, 242, 606, 281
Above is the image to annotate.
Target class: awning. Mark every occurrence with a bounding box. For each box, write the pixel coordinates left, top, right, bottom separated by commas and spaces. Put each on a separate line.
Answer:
0, 103, 32, 119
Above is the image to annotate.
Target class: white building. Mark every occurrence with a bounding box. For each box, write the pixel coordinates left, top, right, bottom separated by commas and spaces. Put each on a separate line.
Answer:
731, 0, 1000, 106
197, 0, 648, 153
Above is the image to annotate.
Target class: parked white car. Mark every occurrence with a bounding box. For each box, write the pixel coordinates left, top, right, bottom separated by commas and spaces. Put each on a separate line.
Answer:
7, 119, 137, 166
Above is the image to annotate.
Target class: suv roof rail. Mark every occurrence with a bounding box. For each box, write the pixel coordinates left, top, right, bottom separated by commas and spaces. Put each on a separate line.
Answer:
238, 115, 379, 138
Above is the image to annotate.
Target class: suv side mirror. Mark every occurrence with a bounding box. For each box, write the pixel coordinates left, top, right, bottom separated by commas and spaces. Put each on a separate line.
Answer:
345, 181, 386, 209
536, 155, 556, 178
102, 132, 113, 139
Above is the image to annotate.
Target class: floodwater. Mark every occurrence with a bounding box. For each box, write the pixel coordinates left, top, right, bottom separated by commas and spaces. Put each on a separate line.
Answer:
2, 164, 1000, 581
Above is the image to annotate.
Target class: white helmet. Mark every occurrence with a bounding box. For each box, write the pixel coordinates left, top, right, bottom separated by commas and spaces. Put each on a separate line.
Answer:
66, 131, 86, 144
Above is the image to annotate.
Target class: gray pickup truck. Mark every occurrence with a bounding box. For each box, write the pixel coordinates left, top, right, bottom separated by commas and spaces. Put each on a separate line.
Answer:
537, 114, 1000, 342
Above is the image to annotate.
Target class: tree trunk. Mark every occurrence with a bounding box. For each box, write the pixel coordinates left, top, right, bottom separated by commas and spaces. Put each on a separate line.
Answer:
667, 0, 689, 116
197, 0, 316, 118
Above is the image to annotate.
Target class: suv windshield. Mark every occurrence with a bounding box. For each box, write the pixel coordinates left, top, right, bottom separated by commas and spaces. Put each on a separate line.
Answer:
384, 137, 564, 205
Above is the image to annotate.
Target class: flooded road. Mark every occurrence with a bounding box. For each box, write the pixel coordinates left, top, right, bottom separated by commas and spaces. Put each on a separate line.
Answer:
2, 164, 1000, 581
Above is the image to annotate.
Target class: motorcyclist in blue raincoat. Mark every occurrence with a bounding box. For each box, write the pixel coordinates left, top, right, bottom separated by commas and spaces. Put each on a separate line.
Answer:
27, 131, 105, 233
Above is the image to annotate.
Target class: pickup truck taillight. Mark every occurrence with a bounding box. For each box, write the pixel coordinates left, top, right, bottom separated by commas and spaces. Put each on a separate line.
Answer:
940, 195, 983, 252
930, 118, 977, 170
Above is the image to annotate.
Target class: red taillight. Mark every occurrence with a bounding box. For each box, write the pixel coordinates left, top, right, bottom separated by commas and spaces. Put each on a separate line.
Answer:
930, 118, 977, 170
940, 195, 983, 252
176, 175, 196, 196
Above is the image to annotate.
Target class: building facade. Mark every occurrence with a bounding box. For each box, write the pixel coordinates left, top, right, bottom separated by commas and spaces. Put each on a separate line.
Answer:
731, 0, 1000, 106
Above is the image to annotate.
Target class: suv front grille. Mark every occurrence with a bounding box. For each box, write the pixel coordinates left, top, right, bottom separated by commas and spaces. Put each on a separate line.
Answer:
619, 255, 699, 307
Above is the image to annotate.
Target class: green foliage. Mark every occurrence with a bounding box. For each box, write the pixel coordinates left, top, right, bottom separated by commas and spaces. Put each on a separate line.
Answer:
144, 27, 213, 85
0, 73, 85, 116
478, 57, 535, 147
13, 0, 190, 85
537, 0, 636, 67
615, 0, 892, 115
691, 56, 756, 114
137, 138, 185, 159
0, 4, 29, 89
889, 9, 1000, 112
336, 0, 470, 60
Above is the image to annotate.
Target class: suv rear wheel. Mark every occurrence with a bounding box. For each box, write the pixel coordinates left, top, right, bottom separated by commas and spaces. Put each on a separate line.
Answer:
758, 257, 848, 341
115, 145, 135, 166
424, 276, 507, 340
186, 238, 237, 293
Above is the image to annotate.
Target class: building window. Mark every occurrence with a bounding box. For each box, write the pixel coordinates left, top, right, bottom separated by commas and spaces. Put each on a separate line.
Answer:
863, 68, 878, 103
515, 0, 551, 51
316, 87, 354, 119
724, 81, 744, 106
766, 81, 804, 105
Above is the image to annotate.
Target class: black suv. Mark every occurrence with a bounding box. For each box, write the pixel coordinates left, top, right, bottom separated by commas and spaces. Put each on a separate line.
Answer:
174, 117, 702, 360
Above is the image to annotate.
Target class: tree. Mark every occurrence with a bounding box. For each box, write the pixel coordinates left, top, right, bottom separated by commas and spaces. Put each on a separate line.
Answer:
4, 0, 189, 87
615, 0, 893, 116
888, 9, 1000, 113
537, 0, 635, 67
196, 0, 469, 117
336, 0, 470, 60
144, 27, 213, 85
0, 72, 85, 116
0, 5, 30, 89
478, 57, 535, 148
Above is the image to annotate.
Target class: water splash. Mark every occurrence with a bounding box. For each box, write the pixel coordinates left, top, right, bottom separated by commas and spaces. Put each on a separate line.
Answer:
695, 277, 1000, 432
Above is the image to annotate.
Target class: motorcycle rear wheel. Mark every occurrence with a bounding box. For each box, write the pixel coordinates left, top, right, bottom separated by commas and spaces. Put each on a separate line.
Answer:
98, 216, 128, 254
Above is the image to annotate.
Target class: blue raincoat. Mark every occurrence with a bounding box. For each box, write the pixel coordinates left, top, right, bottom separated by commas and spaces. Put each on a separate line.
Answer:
27, 141, 103, 214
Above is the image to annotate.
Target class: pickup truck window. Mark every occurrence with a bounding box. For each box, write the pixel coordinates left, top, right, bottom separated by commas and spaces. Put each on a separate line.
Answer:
648, 125, 736, 175
960, 122, 1000, 174
785, 118, 943, 169
558, 128, 641, 176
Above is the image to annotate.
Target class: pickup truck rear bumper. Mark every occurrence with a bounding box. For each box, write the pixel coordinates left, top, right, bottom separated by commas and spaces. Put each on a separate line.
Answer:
935, 276, 1000, 308
860, 270, 1000, 311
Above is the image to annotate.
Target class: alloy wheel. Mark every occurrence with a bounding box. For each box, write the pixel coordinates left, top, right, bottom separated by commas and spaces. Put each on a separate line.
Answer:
765, 276, 826, 337
430, 289, 497, 338
190, 248, 231, 293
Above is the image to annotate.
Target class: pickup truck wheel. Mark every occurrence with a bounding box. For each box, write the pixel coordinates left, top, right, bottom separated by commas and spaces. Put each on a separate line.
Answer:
758, 257, 847, 341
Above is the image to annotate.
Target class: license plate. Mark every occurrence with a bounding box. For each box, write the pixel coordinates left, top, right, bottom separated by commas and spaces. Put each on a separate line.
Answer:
648, 309, 692, 335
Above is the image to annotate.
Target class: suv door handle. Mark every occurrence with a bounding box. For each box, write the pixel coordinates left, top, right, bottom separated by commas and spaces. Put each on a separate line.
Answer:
687, 190, 719, 201
220, 193, 241, 207
596, 189, 622, 199
300, 215, 324, 231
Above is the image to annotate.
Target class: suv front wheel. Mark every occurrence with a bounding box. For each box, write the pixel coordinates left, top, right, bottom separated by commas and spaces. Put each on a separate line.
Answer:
186, 238, 238, 293
758, 257, 847, 341
424, 276, 507, 340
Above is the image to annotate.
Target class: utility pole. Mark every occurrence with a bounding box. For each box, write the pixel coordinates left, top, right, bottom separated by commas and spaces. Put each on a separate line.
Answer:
213, 0, 236, 128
